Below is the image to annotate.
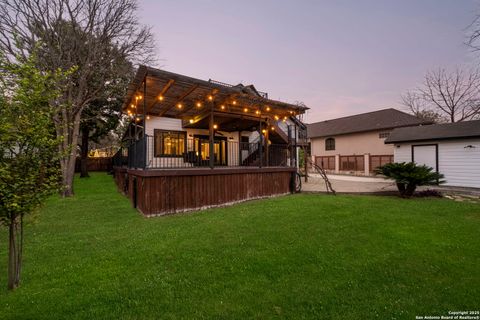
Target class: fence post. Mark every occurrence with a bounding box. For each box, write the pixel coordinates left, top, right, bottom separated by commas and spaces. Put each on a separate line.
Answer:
335, 154, 340, 173
364, 154, 370, 176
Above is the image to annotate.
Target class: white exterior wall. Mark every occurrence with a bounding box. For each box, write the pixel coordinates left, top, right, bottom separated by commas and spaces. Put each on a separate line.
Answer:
392, 139, 480, 188
144, 116, 245, 168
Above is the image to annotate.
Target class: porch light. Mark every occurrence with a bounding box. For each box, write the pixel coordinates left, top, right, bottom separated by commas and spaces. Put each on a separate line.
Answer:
177, 103, 183, 109
213, 124, 218, 129
196, 102, 202, 107
189, 119, 194, 124
243, 108, 248, 112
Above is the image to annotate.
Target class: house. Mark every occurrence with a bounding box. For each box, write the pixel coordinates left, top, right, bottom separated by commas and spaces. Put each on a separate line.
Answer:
385, 120, 480, 188
307, 108, 431, 175
112, 66, 308, 215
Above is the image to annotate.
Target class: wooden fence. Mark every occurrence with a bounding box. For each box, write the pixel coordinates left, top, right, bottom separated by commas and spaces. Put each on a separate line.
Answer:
369, 155, 394, 173
314, 156, 335, 170
75, 157, 113, 172
339, 155, 365, 172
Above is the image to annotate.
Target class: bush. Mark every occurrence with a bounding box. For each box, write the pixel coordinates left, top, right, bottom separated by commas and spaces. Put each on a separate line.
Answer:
375, 162, 444, 198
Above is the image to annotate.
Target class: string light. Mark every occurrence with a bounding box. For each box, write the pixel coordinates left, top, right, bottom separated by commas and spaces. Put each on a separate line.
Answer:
271, 126, 275, 130
220, 105, 225, 110
147, 115, 150, 120
136, 117, 140, 122
158, 96, 164, 101
208, 95, 213, 101
274, 115, 279, 120
189, 119, 194, 124
177, 103, 183, 109
266, 106, 271, 112
213, 124, 218, 129
243, 108, 248, 112
232, 100, 237, 105
196, 102, 202, 107
262, 129, 267, 134
255, 110, 260, 115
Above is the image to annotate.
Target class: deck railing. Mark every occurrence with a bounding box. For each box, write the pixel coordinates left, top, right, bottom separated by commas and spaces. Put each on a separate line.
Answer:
113, 135, 293, 169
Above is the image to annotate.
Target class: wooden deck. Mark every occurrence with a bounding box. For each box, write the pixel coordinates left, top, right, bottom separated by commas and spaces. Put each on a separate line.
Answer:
113, 166, 296, 216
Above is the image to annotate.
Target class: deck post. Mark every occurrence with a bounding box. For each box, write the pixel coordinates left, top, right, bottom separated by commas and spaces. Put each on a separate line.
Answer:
143, 75, 147, 169
265, 122, 269, 166
258, 120, 263, 168
209, 102, 214, 169
238, 131, 242, 166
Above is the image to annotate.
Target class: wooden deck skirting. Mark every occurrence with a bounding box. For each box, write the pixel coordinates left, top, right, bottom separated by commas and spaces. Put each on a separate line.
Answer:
113, 167, 295, 216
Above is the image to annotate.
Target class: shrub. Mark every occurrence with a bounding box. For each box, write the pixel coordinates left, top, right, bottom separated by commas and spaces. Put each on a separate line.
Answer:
375, 162, 444, 198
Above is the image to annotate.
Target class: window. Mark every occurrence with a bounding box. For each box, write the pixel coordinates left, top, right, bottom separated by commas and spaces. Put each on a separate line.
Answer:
325, 137, 335, 151
154, 130, 186, 157
379, 132, 390, 139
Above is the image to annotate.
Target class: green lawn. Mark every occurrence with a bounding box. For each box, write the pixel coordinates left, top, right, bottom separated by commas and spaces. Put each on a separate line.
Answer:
0, 173, 479, 319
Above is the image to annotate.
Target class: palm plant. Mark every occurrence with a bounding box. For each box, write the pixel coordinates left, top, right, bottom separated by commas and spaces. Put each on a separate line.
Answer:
376, 162, 444, 198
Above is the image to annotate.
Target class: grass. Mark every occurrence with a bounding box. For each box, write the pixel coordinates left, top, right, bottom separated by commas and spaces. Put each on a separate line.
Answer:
0, 173, 479, 319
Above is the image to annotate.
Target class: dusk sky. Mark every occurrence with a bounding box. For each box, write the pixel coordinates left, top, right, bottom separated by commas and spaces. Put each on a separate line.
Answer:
138, 0, 478, 123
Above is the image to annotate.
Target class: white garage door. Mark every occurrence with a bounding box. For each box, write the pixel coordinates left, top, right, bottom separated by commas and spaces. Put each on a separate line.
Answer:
412, 145, 437, 171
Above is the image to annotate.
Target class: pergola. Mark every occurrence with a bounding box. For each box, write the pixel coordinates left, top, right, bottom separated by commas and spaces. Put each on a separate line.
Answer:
123, 65, 308, 168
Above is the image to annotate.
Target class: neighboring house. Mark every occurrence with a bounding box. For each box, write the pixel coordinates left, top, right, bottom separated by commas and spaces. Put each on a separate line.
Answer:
112, 66, 308, 216
307, 108, 431, 175
385, 120, 480, 188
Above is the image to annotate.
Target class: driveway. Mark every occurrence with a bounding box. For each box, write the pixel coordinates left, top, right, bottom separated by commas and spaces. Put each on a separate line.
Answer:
303, 174, 398, 194
302, 174, 480, 199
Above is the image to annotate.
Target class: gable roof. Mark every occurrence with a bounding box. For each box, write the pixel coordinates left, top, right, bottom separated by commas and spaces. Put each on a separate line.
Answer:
385, 120, 480, 144
307, 108, 432, 138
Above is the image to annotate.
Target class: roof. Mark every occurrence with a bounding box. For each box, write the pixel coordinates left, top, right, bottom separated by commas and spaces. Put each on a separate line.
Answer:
307, 108, 432, 138
122, 65, 308, 119
385, 120, 480, 144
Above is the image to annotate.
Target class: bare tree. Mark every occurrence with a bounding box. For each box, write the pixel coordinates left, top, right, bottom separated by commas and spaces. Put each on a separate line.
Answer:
0, 0, 155, 196
402, 68, 480, 123
467, 13, 480, 52
401, 91, 446, 123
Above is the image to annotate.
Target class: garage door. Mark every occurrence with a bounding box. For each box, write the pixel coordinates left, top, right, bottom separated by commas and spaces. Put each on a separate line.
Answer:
412, 145, 437, 172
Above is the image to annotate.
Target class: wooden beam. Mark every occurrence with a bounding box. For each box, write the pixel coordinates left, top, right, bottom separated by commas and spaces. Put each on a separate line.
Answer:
145, 79, 175, 114
157, 84, 199, 117
212, 111, 268, 123
176, 88, 219, 116
217, 93, 238, 111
